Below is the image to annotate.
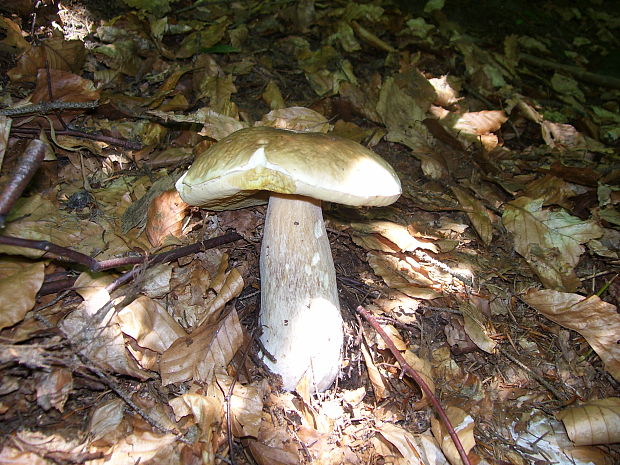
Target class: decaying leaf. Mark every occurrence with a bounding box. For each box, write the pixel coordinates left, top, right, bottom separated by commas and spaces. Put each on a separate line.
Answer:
503, 196, 603, 291
36, 368, 72, 412
367, 251, 441, 300
169, 392, 223, 444
450, 186, 493, 245
360, 334, 388, 401
59, 273, 150, 380
145, 189, 188, 247
523, 289, 620, 382
376, 421, 429, 465
116, 295, 186, 353
0, 260, 44, 330
160, 308, 244, 385
89, 398, 126, 444
458, 299, 497, 354
350, 221, 439, 253
430, 405, 476, 465
557, 398, 620, 446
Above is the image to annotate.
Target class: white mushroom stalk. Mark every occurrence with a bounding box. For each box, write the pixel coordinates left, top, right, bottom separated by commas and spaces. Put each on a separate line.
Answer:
260, 194, 342, 391
175, 127, 401, 392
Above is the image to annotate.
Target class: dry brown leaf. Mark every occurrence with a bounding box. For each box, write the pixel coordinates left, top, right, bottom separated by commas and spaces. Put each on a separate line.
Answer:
377, 421, 435, 465
430, 406, 476, 465
523, 289, 620, 382
89, 398, 125, 444
0, 194, 105, 259
8, 37, 86, 82
361, 335, 388, 401
429, 75, 462, 107
258, 106, 330, 132
450, 186, 493, 245
101, 430, 179, 465
145, 189, 188, 247
36, 368, 72, 412
367, 251, 441, 300
502, 196, 603, 291
0, 447, 48, 465
458, 299, 497, 354
0, 260, 44, 330
556, 398, 620, 446
524, 175, 577, 208
452, 110, 508, 135
261, 80, 285, 110
350, 221, 439, 253
246, 439, 300, 465
60, 273, 150, 380
199, 268, 244, 326
169, 392, 222, 444
116, 295, 187, 353
160, 308, 243, 385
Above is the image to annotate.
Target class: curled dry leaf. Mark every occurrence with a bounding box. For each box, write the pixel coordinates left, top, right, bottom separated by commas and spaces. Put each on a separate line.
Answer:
102, 430, 179, 465
378, 421, 447, 465
160, 308, 243, 385
523, 289, 620, 382
430, 405, 476, 465
199, 268, 244, 326
350, 221, 439, 254
367, 251, 441, 300
556, 398, 620, 446
0, 260, 44, 330
360, 333, 388, 401
145, 189, 188, 247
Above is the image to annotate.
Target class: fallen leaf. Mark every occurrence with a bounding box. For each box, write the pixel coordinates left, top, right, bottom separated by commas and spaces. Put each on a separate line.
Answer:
451, 186, 493, 244
117, 295, 187, 353
160, 308, 243, 385
502, 196, 603, 291
430, 405, 476, 465
145, 189, 188, 247
523, 289, 620, 382
0, 260, 45, 330
557, 398, 620, 446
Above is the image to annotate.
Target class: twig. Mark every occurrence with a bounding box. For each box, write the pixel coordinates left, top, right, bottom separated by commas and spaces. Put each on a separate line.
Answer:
499, 347, 567, 401
0, 101, 99, 117
356, 305, 472, 465
0, 231, 243, 275
0, 139, 47, 228
414, 250, 474, 287
10, 126, 142, 150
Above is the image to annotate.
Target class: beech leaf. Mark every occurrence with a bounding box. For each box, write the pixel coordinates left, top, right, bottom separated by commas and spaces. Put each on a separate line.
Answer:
557, 398, 620, 446
523, 289, 620, 382
160, 308, 243, 385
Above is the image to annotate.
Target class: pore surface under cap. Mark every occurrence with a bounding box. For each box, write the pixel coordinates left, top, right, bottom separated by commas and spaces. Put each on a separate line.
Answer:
176, 127, 402, 210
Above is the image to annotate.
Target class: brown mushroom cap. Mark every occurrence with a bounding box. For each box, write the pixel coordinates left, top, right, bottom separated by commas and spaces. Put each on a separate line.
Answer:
176, 127, 402, 210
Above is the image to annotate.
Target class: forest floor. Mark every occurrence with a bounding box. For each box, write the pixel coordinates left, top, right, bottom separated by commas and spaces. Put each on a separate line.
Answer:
0, 1, 619, 464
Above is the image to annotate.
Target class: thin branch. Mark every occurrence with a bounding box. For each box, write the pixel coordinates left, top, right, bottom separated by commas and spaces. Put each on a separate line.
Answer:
0, 231, 243, 275
10, 126, 142, 150
356, 305, 472, 465
0, 101, 99, 117
0, 139, 48, 228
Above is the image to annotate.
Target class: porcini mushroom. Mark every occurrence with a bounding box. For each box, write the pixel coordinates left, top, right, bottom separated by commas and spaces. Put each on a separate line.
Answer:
176, 127, 401, 391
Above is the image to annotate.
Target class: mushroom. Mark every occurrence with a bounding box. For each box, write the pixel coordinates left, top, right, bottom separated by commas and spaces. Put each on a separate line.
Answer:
176, 127, 401, 391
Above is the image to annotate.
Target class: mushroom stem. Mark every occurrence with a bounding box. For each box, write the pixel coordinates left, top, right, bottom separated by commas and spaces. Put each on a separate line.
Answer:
259, 194, 343, 392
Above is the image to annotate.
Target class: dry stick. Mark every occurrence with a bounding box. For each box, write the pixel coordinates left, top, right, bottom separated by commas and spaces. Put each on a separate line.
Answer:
356, 305, 472, 465
11, 126, 142, 150
0, 139, 47, 228
0, 101, 99, 117
0, 231, 243, 276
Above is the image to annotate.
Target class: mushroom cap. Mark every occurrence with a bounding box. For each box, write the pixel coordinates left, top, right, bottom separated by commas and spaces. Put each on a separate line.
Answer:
176, 127, 401, 210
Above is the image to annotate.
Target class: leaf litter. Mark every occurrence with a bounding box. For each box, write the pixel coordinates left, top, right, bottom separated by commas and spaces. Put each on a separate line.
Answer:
0, 1, 619, 464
